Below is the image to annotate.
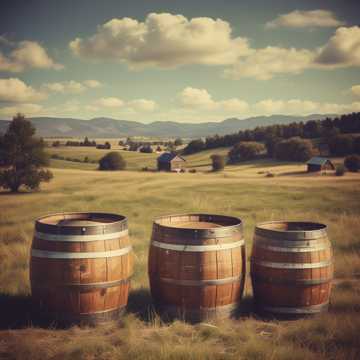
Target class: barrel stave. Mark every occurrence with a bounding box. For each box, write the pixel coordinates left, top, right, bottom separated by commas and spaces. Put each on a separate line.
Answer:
251, 221, 333, 316
30, 212, 132, 325
148, 213, 245, 321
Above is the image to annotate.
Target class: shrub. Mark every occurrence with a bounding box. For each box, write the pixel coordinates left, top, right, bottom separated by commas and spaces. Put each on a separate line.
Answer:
98, 152, 126, 170
174, 138, 183, 146
274, 137, 315, 162
210, 154, 225, 171
183, 139, 205, 155
266, 172, 275, 177
228, 141, 265, 163
344, 154, 360, 172
0, 114, 53, 192
84, 156, 89, 163
189, 169, 197, 173
335, 164, 346, 176
139, 145, 153, 153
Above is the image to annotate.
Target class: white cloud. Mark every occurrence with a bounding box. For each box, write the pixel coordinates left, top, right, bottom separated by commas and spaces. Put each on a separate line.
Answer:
224, 46, 314, 80
266, 9, 344, 29
0, 103, 43, 117
128, 99, 157, 112
178, 87, 249, 114
225, 26, 360, 80
83, 79, 102, 88
315, 26, 360, 67
0, 78, 47, 103
43, 80, 86, 94
69, 13, 251, 69
254, 98, 360, 116
95, 97, 124, 108
44, 79, 103, 94
351, 85, 360, 98
0, 40, 63, 73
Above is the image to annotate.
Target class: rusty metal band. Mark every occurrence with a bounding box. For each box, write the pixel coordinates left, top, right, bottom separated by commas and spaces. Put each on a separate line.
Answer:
32, 278, 131, 290
34, 229, 129, 242
152, 213, 243, 240
251, 260, 332, 269
151, 239, 244, 252
253, 242, 330, 252
251, 275, 333, 286
31, 246, 132, 259
255, 221, 327, 241
159, 275, 243, 286
258, 302, 329, 314
35, 212, 128, 235
254, 236, 329, 249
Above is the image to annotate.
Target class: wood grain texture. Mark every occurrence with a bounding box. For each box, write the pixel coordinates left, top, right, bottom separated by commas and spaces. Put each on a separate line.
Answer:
30, 212, 133, 325
251, 221, 333, 316
148, 213, 245, 322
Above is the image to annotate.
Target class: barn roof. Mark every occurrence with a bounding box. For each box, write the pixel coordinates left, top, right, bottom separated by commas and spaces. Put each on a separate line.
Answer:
306, 157, 332, 166
157, 152, 186, 163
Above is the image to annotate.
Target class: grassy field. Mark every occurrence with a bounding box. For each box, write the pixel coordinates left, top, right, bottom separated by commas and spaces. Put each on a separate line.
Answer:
0, 154, 360, 359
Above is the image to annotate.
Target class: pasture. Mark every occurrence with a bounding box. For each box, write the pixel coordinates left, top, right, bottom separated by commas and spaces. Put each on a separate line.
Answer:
0, 152, 360, 359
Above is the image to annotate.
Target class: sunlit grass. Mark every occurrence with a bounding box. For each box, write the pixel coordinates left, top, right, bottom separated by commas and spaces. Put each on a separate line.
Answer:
0, 156, 360, 359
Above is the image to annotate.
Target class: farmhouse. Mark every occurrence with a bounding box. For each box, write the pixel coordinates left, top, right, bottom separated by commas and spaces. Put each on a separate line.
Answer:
306, 157, 335, 173
157, 152, 186, 172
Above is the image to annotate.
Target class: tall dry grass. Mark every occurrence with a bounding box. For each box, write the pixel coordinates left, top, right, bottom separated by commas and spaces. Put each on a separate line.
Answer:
0, 165, 360, 359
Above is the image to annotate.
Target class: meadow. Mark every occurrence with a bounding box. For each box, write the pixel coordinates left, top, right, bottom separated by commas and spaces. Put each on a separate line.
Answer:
0, 149, 359, 359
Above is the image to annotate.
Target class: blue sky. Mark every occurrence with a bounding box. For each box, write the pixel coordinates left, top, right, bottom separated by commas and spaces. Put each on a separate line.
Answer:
0, 0, 360, 122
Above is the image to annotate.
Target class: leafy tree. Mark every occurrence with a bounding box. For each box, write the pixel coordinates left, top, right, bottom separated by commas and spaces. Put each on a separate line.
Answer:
210, 154, 225, 171
228, 142, 265, 163
328, 135, 354, 156
0, 114, 53, 192
353, 137, 360, 155
183, 139, 205, 155
344, 154, 360, 172
274, 137, 315, 162
174, 138, 183, 146
98, 152, 126, 170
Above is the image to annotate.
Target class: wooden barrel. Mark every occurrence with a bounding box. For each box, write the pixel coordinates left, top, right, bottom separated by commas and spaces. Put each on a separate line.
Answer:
30, 212, 133, 325
148, 214, 246, 322
251, 221, 333, 316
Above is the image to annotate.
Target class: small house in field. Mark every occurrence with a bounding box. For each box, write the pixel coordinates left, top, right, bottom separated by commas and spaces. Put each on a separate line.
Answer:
306, 157, 335, 173
157, 152, 186, 172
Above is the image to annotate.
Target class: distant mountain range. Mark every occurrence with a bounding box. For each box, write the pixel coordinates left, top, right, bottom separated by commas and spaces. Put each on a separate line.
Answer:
0, 114, 335, 138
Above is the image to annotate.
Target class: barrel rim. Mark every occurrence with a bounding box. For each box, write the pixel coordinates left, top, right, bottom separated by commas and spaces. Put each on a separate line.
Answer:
35, 212, 128, 235
154, 213, 242, 230
255, 221, 327, 240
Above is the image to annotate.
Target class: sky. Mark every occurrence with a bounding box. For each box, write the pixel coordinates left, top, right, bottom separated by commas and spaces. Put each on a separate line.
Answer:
0, 0, 360, 123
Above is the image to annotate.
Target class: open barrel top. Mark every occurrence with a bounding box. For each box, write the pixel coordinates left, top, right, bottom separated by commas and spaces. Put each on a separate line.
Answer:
35, 212, 128, 235
152, 213, 243, 241
255, 221, 328, 241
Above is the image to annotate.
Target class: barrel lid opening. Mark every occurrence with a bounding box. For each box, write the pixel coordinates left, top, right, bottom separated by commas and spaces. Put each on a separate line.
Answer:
255, 221, 327, 241
35, 212, 127, 235
257, 221, 326, 232
154, 213, 242, 231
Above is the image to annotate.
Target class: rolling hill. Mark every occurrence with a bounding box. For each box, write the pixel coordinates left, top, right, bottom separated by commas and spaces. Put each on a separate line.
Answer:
0, 114, 334, 138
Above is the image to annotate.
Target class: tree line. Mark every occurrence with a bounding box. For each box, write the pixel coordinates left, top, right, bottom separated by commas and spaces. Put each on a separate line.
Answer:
183, 113, 360, 161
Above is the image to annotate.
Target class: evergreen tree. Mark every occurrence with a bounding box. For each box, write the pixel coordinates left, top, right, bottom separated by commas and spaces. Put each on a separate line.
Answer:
0, 114, 53, 192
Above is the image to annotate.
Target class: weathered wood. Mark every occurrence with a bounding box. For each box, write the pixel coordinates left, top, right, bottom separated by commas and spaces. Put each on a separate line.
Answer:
148, 213, 246, 322
251, 221, 333, 316
30, 212, 133, 325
